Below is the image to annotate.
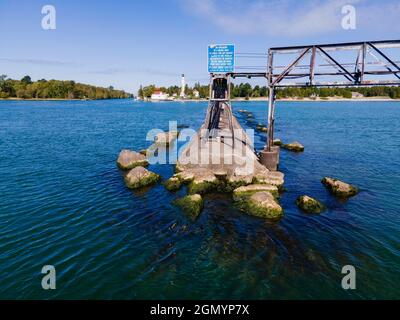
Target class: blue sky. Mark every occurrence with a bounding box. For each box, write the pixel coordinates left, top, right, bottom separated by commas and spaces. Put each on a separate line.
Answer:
1, 0, 399, 93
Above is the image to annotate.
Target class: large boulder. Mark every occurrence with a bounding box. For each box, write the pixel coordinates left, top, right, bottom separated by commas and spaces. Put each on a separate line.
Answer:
124, 166, 160, 189
226, 173, 253, 192
117, 149, 148, 170
321, 177, 359, 197
173, 194, 204, 220
296, 195, 326, 213
187, 169, 219, 194
233, 184, 279, 201
253, 170, 284, 190
282, 141, 304, 152
245, 191, 283, 220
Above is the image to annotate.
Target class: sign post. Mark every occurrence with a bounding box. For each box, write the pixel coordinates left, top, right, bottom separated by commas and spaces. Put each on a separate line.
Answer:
208, 44, 235, 73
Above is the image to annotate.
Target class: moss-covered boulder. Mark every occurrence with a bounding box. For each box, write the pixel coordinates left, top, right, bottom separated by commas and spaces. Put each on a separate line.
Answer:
296, 195, 326, 213
282, 141, 304, 152
233, 184, 279, 201
253, 170, 284, 190
124, 166, 160, 189
175, 170, 195, 183
117, 149, 148, 170
173, 194, 204, 219
245, 191, 283, 220
163, 176, 182, 191
225, 174, 253, 192
188, 174, 219, 194
173, 168, 218, 194
321, 177, 359, 197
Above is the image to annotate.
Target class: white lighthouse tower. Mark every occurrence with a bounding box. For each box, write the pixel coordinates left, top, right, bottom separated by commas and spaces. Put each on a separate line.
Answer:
180, 74, 185, 98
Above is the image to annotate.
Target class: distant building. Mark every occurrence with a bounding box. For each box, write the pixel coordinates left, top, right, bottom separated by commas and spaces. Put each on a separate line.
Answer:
151, 89, 170, 101
193, 89, 200, 99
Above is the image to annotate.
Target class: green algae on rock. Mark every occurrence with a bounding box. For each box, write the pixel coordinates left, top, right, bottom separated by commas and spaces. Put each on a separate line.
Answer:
117, 149, 149, 170
163, 176, 182, 191
233, 184, 279, 201
177, 169, 219, 195
173, 194, 204, 219
124, 166, 160, 189
253, 170, 285, 190
296, 195, 326, 213
282, 141, 304, 152
243, 191, 283, 220
321, 177, 359, 197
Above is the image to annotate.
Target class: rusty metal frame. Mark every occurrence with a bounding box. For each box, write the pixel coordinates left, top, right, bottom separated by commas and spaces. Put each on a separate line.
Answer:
222, 40, 400, 155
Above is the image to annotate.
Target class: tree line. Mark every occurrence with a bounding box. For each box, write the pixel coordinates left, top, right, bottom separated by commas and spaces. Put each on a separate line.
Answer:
0, 75, 132, 99
139, 82, 400, 99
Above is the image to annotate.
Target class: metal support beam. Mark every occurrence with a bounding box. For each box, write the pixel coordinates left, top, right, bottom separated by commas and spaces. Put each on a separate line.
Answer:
317, 47, 356, 82
368, 42, 400, 72
310, 46, 316, 85
266, 87, 276, 151
272, 48, 310, 86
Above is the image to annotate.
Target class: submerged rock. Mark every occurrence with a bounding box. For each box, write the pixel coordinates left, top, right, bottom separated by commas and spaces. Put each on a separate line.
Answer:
173, 194, 204, 219
282, 141, 304, 152
256, 124, 268, 133
233, 184, 279, 201
296, 195, 326, 213
245, 191, 283, 220
124, 166, 160, 189
321, 177, 359, 197
154, 131, 179, 146
117, 149, 148, 170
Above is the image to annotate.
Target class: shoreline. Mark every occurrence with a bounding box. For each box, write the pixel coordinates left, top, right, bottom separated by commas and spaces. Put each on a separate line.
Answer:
1, 97, 400, 102
0, 97, 132, 101
147, 97, 400, 102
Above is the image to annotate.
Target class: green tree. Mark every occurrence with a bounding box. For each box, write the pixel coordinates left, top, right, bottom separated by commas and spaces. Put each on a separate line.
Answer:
21, 75, 32, 85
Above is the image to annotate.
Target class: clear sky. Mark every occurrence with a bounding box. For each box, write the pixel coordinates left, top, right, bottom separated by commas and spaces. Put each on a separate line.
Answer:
1, 0, 399, 93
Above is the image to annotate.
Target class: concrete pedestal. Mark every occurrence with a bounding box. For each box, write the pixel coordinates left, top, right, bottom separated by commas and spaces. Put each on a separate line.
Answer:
271, 146, 280, 165
260, 147, 279, 171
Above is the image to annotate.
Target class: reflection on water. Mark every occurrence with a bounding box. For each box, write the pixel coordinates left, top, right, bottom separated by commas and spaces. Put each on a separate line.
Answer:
0, 99, 399, 299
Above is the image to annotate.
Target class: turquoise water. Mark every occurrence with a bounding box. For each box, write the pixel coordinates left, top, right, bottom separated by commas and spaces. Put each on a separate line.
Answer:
0, 99, 399, 299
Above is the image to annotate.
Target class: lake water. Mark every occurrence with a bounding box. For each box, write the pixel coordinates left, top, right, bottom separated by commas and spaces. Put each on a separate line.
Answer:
0, 99, 399, 299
